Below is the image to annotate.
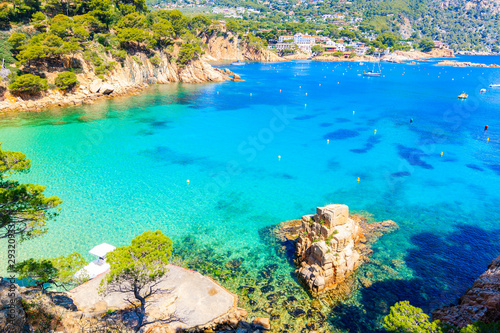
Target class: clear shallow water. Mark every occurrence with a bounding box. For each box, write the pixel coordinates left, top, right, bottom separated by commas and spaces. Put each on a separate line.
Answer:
1, 57, 500, 332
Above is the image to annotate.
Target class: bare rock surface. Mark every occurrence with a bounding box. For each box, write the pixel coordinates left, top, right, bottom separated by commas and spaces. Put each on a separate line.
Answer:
69, 264, 239, 331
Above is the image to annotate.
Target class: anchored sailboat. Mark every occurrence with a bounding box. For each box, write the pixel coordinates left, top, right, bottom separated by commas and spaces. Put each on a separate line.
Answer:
363, 53, 382, 77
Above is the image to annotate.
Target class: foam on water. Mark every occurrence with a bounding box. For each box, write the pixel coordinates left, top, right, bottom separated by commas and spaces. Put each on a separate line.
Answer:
1, 58, 499, 331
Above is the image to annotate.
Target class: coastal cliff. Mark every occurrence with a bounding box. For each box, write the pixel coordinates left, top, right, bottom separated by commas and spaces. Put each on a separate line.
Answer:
201, 32, 283, 62
277, 204, 398, 295
432, 255, 500, 328
0, 53, 236, 113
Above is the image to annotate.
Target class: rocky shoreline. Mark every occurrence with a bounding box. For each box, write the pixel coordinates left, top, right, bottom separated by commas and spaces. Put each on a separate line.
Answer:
432, 255, 500, 328
0, 54, 241, 113
436, 60, 500, 68
0, 32, 278, 114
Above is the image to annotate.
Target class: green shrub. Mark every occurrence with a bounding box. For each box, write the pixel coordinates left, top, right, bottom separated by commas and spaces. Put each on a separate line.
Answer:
110, 49, 127, 62
177, 43, 202, 66
8, 74, 47, 95
132, 55, 142, 65
94, 62, 116, 75
150, 55, 161, 66
54, 71, 77, 90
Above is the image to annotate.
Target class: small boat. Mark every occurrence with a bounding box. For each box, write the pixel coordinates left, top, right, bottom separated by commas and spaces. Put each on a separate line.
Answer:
363, 71, 381, 77
231, 60, 245, 66
480, 89, 487, 93
363, 53, 382, 76
458, 92, 468, 99
489, 84, 500, 88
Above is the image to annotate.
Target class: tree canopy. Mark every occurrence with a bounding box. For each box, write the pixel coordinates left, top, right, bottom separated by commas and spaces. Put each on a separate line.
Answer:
0, 144, 61, 240
101, 230, 174, 331
14, 252, 87, 290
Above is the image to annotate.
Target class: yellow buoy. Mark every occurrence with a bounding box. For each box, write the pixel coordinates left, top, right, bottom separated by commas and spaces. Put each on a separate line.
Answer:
217, 91, 219, 94
357, 177, 360, 183
278, 155, 281, 160
250, 93, 252, 96
440, 152, 443, 157
487, 138, 490, 142
353, 111, 355, 115
374, 129, 377, 134
187, 179, 190, 184
305, 104, 307, 107
327, 139, 329, 144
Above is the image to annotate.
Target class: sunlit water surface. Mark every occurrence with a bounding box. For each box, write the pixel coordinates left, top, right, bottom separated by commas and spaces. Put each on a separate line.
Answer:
1, 56, 500, 332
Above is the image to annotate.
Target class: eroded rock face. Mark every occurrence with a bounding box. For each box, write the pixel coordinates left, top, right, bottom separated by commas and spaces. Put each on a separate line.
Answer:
295, 204, 363, 294
0, 53, 234, 113
202, 32, 283, 62
432, 255, 500, 327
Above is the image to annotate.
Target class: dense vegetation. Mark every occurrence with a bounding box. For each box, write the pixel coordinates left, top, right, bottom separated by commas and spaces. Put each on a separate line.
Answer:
384, 301, 500, 333
0, 0, 218, 95
151, 0, 500, 52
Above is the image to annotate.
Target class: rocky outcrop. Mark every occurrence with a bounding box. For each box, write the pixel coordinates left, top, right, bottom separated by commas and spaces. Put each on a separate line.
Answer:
276, 204, 398, 296
0, 52, 237, 113
383, 49, 454, 62
428, 48, 454, 58
292, 204, 398, 295
202, 33, 283, 62
436, 60, 500, 68
295, 205, 363, 294
432, 255, 500, 328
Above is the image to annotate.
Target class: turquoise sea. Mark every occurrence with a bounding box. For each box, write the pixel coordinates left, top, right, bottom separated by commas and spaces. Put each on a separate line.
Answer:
1, 56, 500, 332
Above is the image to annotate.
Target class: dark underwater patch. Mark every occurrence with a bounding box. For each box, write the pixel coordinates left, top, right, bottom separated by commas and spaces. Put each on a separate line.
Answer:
397, 145, 434, 169
295, 115, 316, 120
466, 164, 484, 172
141, 146, 204, 165
391, 171, 411, 177
488, 164, 500, 175
350, 135, 381, 154
320, 122, 332, 127
323, 129, 359, 140
335, 118, 351, 123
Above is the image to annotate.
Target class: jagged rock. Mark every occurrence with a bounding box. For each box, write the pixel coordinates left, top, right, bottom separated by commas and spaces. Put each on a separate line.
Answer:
432, 255, 500, 327
232, 74, 242, 81
253, 317, 270, 330
284, 204, 398, 295
89, 79, 103, 94
99, 83, 114, 95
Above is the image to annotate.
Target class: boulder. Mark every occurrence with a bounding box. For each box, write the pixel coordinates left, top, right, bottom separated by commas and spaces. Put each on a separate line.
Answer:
99, 83, 114, 95
89, 79, 103, 94
253, 317, 270, 330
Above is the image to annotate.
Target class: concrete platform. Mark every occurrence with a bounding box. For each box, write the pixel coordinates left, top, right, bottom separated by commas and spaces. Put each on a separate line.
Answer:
68, 264, 238, 330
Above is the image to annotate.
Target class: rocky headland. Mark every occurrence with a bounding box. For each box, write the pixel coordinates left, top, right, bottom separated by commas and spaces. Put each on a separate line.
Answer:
432, 255, 500, 328
0, 32, 278, 114
308, 48, 454, 63
436, 60, 500, 68
201, 32, 283, 63
276, 204, 398, 296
